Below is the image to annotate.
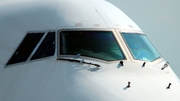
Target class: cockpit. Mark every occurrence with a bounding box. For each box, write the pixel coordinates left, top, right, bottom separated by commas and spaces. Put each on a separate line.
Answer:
6, 29, 161, 66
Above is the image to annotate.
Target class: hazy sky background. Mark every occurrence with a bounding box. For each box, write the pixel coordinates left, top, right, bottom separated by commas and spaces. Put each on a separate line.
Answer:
106, 0, 180, 78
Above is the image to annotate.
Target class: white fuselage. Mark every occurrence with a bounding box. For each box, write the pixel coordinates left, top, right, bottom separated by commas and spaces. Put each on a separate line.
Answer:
0, 0, 180, 101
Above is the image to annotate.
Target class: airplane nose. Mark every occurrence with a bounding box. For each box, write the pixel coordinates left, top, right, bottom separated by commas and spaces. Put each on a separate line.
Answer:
65, 62, 180, 101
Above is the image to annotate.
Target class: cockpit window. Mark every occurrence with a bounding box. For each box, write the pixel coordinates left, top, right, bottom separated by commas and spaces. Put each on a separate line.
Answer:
6, 31, 56, 66
122, 33, 160, 61
60, 31, 126, 61
30, 32, 55, 60
7, 33, 44, 65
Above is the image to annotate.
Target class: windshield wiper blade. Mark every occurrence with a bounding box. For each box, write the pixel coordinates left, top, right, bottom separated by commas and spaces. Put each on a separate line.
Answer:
57, 58, 100, 68
81, 60, 101, 68
57, 58, 80, 63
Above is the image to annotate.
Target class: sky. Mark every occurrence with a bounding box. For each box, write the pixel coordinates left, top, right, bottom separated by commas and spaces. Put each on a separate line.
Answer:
106, 0, 180, 78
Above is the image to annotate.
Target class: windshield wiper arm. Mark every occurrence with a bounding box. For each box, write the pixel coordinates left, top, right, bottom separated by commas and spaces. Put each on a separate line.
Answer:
57, 58, 80, 63
81, 59, 100, 67
57, 58, 100, 68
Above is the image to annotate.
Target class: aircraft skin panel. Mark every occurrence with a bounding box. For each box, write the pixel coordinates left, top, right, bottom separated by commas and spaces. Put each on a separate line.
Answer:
88, 0, 141, 30
0, 48, 10, 64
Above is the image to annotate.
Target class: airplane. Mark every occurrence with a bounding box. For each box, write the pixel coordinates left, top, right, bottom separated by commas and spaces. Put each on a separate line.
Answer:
0, 0, 180, 101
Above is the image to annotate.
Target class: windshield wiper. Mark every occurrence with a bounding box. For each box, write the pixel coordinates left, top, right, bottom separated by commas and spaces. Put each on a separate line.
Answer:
58, 58, 80, 62
81, 59, 101, 67
57, 58, 101, 68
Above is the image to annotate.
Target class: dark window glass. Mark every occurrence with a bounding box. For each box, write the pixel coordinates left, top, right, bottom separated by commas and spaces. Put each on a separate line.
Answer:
122, 33, 160, 61
60, 31, 126, 61
31, 32, 55, 60
7, 33, 44, 65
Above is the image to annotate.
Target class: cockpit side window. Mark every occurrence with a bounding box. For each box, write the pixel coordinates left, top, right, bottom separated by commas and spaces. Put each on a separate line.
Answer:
6, 31, 56, 66
60, 31, 126, 61
6, 33, 44, 65
31, 32, 55, 60
122, 33, 160, 61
